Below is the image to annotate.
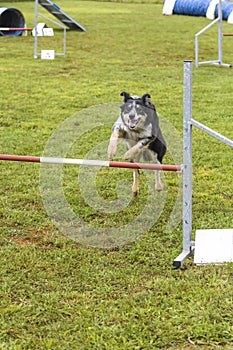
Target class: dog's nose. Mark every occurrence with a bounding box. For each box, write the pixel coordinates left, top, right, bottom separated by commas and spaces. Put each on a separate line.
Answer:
129, 110, 135, 119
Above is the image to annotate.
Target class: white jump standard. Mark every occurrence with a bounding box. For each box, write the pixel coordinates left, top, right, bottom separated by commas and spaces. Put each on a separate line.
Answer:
195, 0, 231, 68
173, 60, 233, 268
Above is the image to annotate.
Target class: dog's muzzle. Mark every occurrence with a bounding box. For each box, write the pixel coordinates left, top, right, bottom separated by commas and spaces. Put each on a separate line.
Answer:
128, 109, 139, 129
128, 118, 139, 129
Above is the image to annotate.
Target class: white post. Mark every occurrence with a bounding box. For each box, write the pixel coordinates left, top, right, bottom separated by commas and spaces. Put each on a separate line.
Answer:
195, 34, 199, 68
218, 0, 223, 63
173, 60, 194, 268
182, 60, 193, 252
34, 0, 38, 59
63, 27, 67, 57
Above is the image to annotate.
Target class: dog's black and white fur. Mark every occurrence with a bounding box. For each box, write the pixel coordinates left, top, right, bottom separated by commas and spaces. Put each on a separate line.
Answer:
107, 92, 167, 196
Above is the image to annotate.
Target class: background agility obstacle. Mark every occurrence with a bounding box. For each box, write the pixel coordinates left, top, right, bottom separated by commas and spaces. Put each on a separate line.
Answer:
163, 0, 233, 23
163, 0, 233, 67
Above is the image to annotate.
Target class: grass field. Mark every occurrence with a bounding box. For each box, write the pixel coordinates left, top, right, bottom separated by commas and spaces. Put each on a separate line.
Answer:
0, 1, 233, 349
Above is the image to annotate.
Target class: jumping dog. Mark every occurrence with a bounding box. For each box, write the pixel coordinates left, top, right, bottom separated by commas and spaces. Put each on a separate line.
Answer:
107, 92, 167, 196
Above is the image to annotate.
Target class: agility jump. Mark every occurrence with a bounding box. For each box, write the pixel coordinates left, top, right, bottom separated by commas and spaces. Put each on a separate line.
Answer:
1, 61, 232, 267
0, 154, 181, 172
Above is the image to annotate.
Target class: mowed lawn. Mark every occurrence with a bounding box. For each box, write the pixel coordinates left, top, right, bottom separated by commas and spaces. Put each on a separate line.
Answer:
0, 1, 232, 349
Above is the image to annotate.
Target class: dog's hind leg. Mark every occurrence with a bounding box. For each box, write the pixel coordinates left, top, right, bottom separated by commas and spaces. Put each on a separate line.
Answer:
147, 151, 164, 192
132, 168, 140, 197
143, 149, 164, 192
131, 154, 141, 196
155, 169, 164, 192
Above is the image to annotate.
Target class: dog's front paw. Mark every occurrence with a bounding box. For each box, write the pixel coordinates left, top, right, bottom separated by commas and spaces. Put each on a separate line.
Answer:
107, 141, 117, 159
155, 181, 165, 192
124, 147, 138, 160
124, 150, 133, 160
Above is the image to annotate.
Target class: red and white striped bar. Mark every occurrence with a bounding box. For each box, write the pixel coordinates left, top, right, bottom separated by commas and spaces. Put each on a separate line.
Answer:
0, 154, 182, 172
0, 27, 33, 31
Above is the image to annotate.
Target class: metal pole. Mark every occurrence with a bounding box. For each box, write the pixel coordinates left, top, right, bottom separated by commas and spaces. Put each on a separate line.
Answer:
195, 34, 199, 68
64, 27, 67, 57
218, 0, 223, 64
173, 60, 194, 268
182, 60, 193, 252
191, 119, 233, 148
216, 0, 231, 67
34, 0, 38, 59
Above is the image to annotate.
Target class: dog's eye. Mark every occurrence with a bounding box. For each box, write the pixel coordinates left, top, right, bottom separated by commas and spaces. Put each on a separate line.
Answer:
124, 104, 132, 112
136, 105, 143, 112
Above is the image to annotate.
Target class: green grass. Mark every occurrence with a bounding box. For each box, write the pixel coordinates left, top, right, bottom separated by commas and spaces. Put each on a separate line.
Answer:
0, 1, 233, 349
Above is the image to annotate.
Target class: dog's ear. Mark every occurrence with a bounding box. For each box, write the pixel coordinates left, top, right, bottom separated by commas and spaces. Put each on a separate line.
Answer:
120, 92, 131, 102
141, 93, 155, 110
141, 94, 151, 105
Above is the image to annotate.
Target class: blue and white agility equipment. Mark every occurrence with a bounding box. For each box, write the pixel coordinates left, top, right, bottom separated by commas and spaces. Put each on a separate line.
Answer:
163, 0, 233, 23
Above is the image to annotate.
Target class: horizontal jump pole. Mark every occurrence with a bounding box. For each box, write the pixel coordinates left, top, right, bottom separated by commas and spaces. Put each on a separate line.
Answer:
0, 28, 33, 31
223, 33, 233, 36
0, 154, 182, 172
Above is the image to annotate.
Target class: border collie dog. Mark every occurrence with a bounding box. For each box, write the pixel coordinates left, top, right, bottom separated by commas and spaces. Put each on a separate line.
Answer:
107, 92, 167, 196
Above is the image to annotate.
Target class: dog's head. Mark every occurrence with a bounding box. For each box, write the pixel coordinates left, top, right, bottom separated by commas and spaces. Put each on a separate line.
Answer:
120, 92, 155, 131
